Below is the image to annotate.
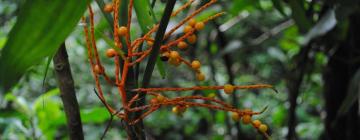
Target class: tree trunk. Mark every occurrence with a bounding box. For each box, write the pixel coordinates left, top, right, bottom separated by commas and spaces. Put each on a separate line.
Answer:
323, 13, 360, 140
53, 43, 84, 140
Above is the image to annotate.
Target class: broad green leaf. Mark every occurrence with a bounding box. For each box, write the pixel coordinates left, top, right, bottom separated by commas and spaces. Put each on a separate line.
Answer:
134, 0, 166, 78
0, 0, 90, 93
80, 107, 110, 123
0, 37, 6, 49
34, 88, 65, 139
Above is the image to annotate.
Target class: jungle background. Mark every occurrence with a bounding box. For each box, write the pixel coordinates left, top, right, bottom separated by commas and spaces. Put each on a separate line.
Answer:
0, 0, 359, 140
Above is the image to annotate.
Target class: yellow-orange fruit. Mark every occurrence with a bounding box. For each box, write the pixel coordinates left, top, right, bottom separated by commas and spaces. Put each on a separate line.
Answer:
207, 93, 216, 98
252, 120, 262, 128
146, 40, 154, 47
150, 98, 158, 104
259, 124, 268, 133
242, 115, 252, 124
231, 112, 241, 121
191, 60, 201, 70
94, 65, 103, 74
196, 72, 205, 81
169, 58, 181, 66
223, 84, 234, 94
160, 52, 170, 61
103, 4, 113, 13
184, 25, 193, 33
157, 95, 165, 102
169, 51, 180, 59
117, 26, 128, 36
106, 48, 117, 58
187, 34, 197, 44
188, 18, 196, 26
177, 41, 188, 50
195, 22, 205, 30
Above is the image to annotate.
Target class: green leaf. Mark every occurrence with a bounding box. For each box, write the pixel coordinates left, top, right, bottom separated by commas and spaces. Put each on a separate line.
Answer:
80, 107, 110, 123
134, 0, 166, 78
133, 0, 157, 32
0, 0, 90, 93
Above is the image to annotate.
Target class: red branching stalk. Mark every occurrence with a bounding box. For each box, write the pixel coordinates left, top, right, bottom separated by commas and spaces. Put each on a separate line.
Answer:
133, 84, 274, 92
82, 0, 273, 139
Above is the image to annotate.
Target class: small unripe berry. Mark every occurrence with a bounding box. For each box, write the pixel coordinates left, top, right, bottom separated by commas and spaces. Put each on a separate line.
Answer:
188, 18, 196, 26
259, 124, 268, 133
207, 93, 216, 98
177, 41, 188, 50
196, 72, 205, 81
242, 115, 252, 124
187, 34, 197, 44
191, 60, 201, 70
195, 22, 205, 30
184, 25, 193, 33
231, 112, 241, 121
223, 84, 234, 94
173, 106, 185, 116
172, 106, 179, 114
169, 51, 180, 59
106, 48, 117, 58
252, 120, 262, 128
94, 65, 103, 74
103, 3, 113, 13
117, 26, 128, 36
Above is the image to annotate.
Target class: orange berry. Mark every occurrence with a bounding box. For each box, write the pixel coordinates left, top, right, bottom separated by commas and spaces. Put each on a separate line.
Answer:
169, 51, 180, 59
103, 3, 113, 13
169, 58, 181, 66
196, 72, 205, 81
231, 112, 241, 121
146, 40, 154, 47
242, 115, 252, 124
188, 18, 196, 27
117, 26, 128, 36
156, 95, 165, 102
191, 60, 201, 70
94, 65, 103, 74
172, 106, 182, 115
184, 25, 193, 33
252, 120, 262, 128
177, 41, 188, 50
259, 124, 268, 133
150, 98, 158, 104
224, 84, 234, 94
187, 34, 197, 44
195, 22, 205, 30
106, 48, 117, 58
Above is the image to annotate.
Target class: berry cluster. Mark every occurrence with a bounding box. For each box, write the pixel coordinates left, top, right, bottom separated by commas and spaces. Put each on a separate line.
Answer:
82, 0, 274, 139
